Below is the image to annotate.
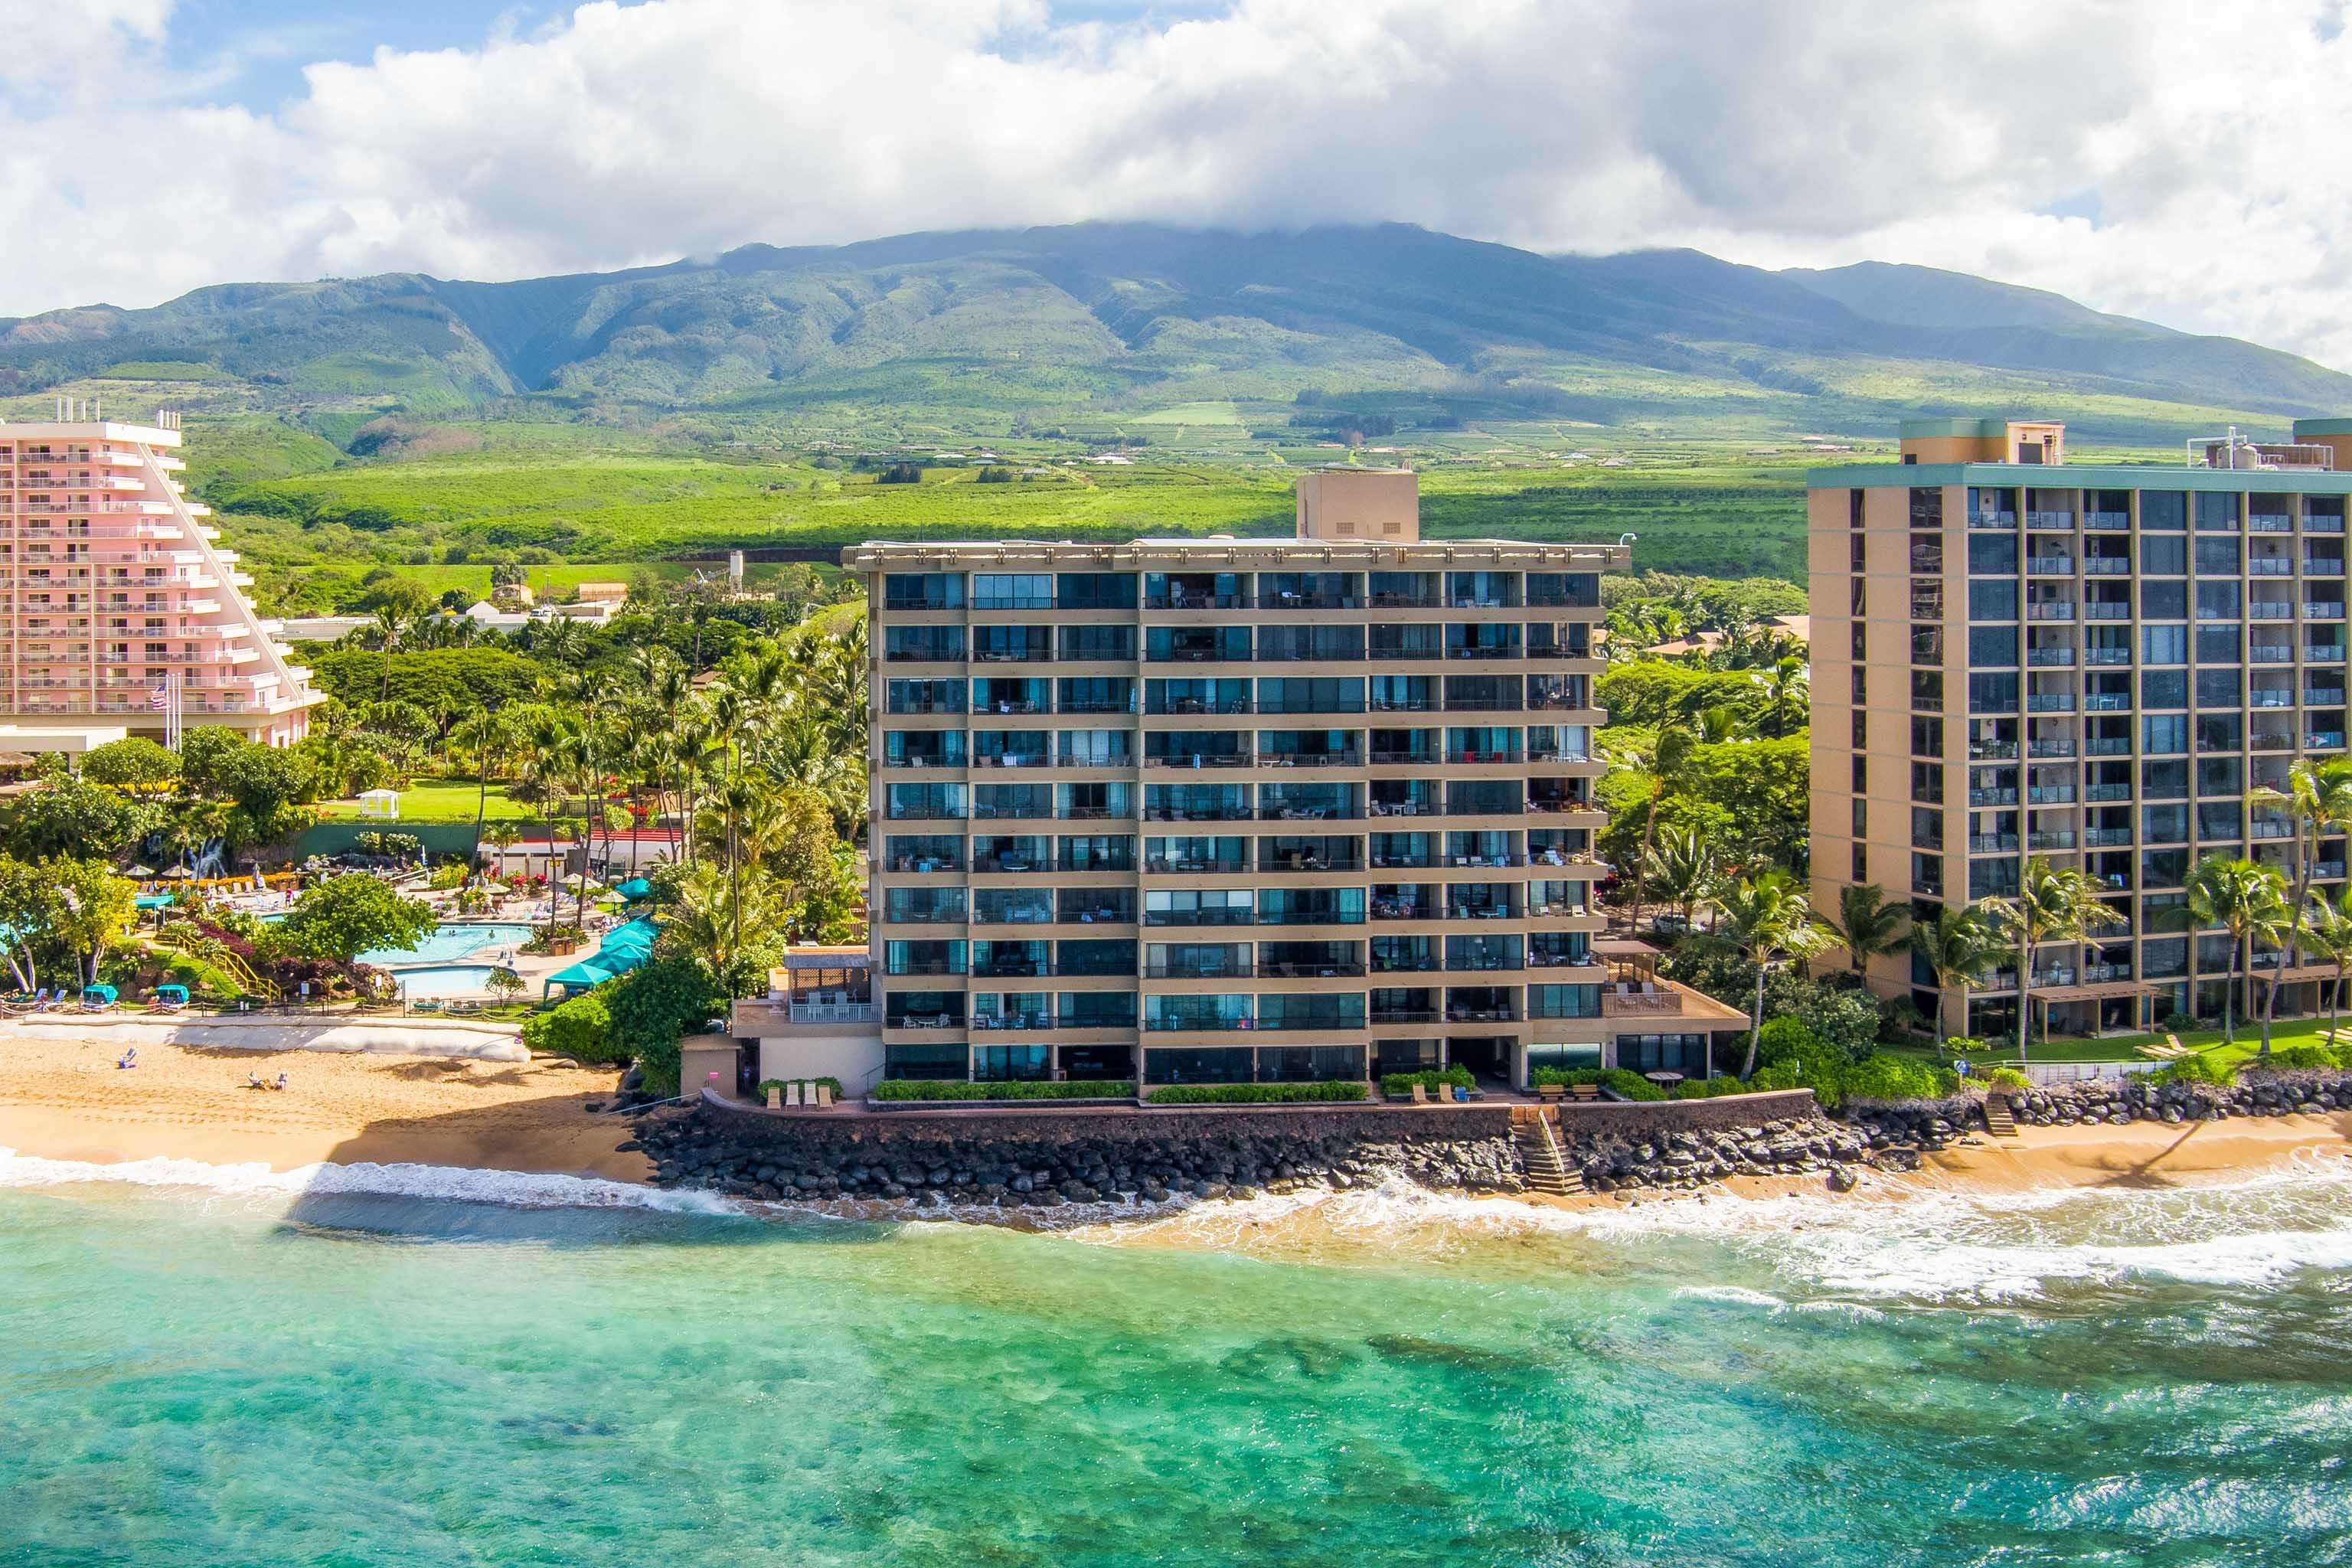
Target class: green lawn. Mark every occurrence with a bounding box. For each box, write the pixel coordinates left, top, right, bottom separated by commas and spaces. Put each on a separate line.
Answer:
1899, 1012, 2347, 1070
317, 779, 533, 824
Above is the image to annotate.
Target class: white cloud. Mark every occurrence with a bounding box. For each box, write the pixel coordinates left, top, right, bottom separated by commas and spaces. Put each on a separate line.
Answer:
6, 0, 2352, 369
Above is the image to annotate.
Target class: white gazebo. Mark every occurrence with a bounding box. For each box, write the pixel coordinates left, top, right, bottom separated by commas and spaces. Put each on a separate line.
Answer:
357, 788, 401, 820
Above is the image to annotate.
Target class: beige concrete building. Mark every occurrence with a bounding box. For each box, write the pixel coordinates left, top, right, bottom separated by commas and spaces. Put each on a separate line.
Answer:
802, 468, 1690, 1093
1811, 416, 2352, 1039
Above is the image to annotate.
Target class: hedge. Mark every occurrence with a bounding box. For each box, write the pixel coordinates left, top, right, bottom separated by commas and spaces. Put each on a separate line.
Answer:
869, 1079, 1136, 1101
1379, 1067, 1475, 1097
1147, 1081, 1370, 1104
1534, 1067, 1668, 1100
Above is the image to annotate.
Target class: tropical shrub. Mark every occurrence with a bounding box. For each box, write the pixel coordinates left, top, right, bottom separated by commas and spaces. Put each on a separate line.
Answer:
2153, 1053, 2239, 1089
1754, 1014, 1825, 1070
1146, 1082, 1369, 1104
869, 1079, 1135, 1101
2253, 1044, 2344, 1071
1380, 1067, 1476, 1097
521, 991, 619, 1063
1838, 1054, 1959, 1104
606, 952, 723, 1096
1983, 1067, 2032, 1091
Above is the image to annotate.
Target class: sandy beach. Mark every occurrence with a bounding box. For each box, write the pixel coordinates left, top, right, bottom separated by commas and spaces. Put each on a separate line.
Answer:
3, 1026, 2347, 1210
0, 1030, 647, 1181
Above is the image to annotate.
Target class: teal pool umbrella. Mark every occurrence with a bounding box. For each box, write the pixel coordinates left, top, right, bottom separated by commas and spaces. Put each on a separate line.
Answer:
614, 877, 655, 901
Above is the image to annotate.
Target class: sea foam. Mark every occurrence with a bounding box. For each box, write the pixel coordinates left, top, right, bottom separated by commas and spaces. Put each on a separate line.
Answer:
1080, 1155, 2352, 1302
0, 1145, 741, 1215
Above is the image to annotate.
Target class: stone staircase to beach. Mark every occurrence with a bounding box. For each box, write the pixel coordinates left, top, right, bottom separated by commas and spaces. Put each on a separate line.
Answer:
1514, 1113, 1582, 1197
1981, 1096, 2020, 1138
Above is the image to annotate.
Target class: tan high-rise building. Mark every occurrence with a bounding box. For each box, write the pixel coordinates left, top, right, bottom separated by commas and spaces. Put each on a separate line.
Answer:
834, 469, 1690, 1092
0, 411, 320, 749
1811, 416, 2352, 1039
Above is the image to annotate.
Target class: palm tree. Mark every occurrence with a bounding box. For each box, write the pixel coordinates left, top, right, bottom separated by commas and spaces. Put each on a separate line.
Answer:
2247, 756, 2352, 1036
449, 707, 512, 845
1599, 715, 1693, 934
1909, 903, 2003, 1046
1748, 653, 1809, 740
1825, 883, 1909, 979
2177, 854, 2292, 1051
1982, 856, 2119, 1064
2296, 884, 2352, 1045
1645, 824, 1717, 936
368, 605, 403, 703
1710, 867, 1837, 1079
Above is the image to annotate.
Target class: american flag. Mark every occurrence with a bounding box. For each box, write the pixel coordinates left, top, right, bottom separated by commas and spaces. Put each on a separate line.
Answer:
149, 680, 170, 711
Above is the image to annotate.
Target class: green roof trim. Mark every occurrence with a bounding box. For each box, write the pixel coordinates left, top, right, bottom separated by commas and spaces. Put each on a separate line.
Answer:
1896, 417, 2010, 439
2293, 419, 2352, 437
1809, 462, 2352, 493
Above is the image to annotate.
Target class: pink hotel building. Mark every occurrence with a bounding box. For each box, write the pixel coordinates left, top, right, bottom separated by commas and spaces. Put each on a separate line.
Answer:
0, 414, 319, 750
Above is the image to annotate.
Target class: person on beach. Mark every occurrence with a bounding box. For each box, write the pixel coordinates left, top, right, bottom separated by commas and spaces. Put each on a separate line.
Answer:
116, 1048, 136, 1070
272, 1072, 289, 1092
247, 1073, 265, 1089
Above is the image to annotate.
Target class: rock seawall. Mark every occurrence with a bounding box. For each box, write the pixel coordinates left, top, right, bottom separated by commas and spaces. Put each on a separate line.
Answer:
630, 1100, 1524, 1207
2004, 1070, 2352, 1127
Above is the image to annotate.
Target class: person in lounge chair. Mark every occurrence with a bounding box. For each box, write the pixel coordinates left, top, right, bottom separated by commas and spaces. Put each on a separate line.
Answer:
271, 1072, 289, 1091
116, 1047, 137, 1070
247, 1073, 265, 1089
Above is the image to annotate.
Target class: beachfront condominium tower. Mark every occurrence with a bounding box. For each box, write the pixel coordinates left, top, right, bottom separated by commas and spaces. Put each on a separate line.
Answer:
0, 409, 319, 750
1810, 416, 2352, 1040
841, 470, 1696, 1093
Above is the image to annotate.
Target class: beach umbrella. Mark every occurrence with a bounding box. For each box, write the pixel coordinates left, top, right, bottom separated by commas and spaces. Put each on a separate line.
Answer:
126, 864, 156, 877
158, 865, 194, 880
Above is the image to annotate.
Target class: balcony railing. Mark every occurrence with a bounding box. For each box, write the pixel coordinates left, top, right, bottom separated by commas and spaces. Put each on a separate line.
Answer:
789, 1002, 877, 1024
1602, 991, 1684, 1016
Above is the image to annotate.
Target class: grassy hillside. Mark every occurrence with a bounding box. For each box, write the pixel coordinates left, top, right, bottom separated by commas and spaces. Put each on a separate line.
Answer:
8, 224, 2348, 449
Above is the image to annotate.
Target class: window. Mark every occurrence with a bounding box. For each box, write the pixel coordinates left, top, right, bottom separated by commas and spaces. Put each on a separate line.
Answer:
973, 573, 1053, 609
2141, 625, 2187, 665
1968, 534, 2018, 574
2196, 492, 2242, 531
1057, 626, 1135, 662
1852, 844, 1868, 881
883, 573, 963, 610
1968, 580, 2018, 621
1850, 488, 1865, 528
2140, 492, 2187, 531
1968, 626, 2019, 667
1056, 573, 1136, 610
2142, 714, 2187, 755
2140, 534, 2187, 575
1911, 717, 1942, 756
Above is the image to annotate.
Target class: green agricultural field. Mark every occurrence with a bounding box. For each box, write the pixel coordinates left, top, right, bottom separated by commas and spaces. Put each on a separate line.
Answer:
176, 409, 2186, 609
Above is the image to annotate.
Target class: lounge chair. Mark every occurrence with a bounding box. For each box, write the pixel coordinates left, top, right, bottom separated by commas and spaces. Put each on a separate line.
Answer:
1409, 1083, 1429, 1105
786, 1083, 804, 1108
766, 1085, 784, 1110
815, 1084, 834, 1109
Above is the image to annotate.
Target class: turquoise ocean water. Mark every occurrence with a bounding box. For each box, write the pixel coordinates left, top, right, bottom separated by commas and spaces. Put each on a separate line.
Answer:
4, 1147, 2350, 1566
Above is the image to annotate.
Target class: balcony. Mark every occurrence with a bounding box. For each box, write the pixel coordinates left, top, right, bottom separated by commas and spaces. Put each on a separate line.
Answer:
1602, 988, 1684, 1017
2026, 649, 2075, 668
1968, 834, 2019, 854
2027, 694, 2076, 713
2027, 556, 2076, 575
2084, 828, 2132, 848
1968, 786, 2020, 807
2027, 740, 2076, 758
2027, 831, 2076, 851
2026, 603, 2076, 622
2083, 603, 2132, 621
2083, 557, 2131, 575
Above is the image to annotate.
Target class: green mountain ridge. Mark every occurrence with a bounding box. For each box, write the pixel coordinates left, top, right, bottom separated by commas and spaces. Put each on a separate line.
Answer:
4, 222, 2346, 440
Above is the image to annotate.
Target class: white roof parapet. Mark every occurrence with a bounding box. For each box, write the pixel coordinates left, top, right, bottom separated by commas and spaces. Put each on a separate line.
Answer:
840, 539, 1629, 571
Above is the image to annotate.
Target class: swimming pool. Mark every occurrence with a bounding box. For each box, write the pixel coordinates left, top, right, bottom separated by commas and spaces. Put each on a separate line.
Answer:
360, 923, 533, 969
390, 965, 504, 999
